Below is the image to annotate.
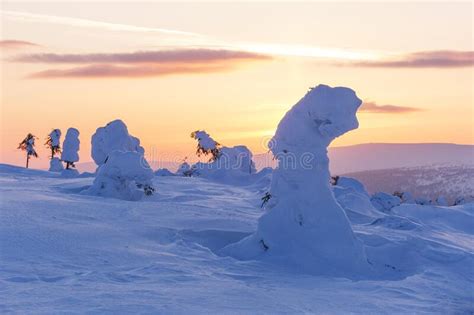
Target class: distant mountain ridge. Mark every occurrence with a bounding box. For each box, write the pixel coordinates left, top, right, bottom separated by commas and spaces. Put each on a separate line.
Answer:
344, 164, 474, 204
254, 143, 473, 174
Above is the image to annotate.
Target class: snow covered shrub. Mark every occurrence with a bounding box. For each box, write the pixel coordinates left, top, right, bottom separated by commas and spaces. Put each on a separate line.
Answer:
435, 195, 448, 206
400, 191, 415, 204
191, 130, 221, 162
61, 128, 80, 170
393, 191, 403, 199
18, 133, 38, 168
454, 196, 474, 206
223, 84, 369, 275
176, 161, 194, 177
189, 132, 257, 180
84, 150, 154, 201
415, 197, 431, 206
91, 119, 144, 166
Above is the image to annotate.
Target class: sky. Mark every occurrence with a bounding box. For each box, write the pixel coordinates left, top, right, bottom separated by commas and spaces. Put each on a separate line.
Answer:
1, 1, 473, 169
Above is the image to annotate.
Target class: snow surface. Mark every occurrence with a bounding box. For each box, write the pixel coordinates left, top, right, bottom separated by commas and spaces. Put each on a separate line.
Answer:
0, 163, 473, 313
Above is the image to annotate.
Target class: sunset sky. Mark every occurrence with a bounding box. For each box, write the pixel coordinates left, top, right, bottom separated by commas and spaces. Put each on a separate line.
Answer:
1, 1, 472, 169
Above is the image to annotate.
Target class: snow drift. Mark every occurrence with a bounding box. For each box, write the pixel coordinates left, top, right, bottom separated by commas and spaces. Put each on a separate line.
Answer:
332, 177, 382, 223
223, 84, 369, 276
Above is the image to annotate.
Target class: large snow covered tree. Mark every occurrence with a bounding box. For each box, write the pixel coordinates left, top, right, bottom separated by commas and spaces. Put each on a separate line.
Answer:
91, 119, 144, 166
61, 128, 80, 169
84, 150, 154, 200
223, 84, 369, 276
18, 133, 38, 168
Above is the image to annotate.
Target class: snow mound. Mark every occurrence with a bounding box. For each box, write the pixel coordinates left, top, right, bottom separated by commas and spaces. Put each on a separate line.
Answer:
155, 168, 176, 177
48, 157, 64, 172
371, 192, 401, 212
91, 120, 144, 166
83, 150, 154, 201
400, 191, 416, 204
333, 177, 382, 223
436, 195, 448, 206
223, 84, 369, 277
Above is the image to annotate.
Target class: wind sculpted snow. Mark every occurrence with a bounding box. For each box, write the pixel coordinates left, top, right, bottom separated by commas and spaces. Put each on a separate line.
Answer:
222, 85, 370, 277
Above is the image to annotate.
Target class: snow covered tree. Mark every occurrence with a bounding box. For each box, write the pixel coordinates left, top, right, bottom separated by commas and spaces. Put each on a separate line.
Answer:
189, 131, 256, 179
223, 85, 369, 276
61, 128, 80, 169
18, 133, 38, 168
84, 150, 154, 200
91, 119, 144, 167
191, 130, 221, 162
45, 129, 64, 172
45, 129, 62, 159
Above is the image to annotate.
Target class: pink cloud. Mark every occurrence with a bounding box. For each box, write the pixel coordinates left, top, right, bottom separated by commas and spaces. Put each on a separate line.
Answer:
346, 51, 473, 68
14, 49, 271, 64
0, 40, 40, 50
27, 63, 243, 79
359, 101, 422, 114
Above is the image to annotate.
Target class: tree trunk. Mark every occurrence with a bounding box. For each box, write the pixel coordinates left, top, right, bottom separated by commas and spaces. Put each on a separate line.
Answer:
26, 155, 29, 169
